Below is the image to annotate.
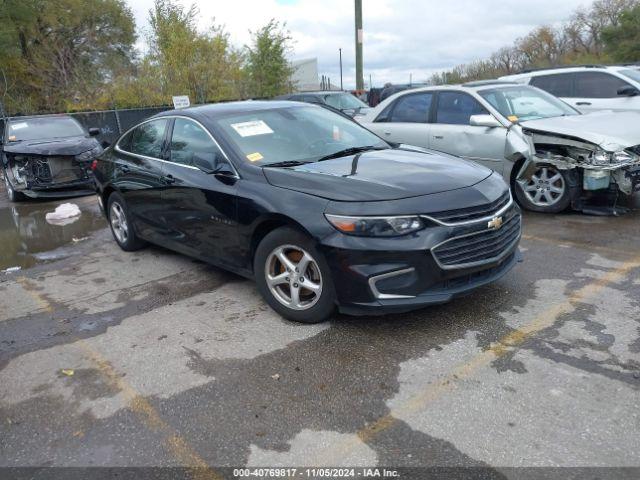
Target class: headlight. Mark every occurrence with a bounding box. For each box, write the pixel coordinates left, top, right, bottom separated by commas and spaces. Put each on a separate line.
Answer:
590, 149, 637, 165
325, 214, 425, 237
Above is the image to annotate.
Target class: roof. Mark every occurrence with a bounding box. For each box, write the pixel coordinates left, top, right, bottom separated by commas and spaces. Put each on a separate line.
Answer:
500, 64, 630, 81
462, 80, 518, 88
153, 100, 304, 121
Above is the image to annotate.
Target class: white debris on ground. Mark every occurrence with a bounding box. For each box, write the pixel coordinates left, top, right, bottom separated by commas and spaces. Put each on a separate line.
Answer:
1, 266, 21, 274
45, 203, 81, 226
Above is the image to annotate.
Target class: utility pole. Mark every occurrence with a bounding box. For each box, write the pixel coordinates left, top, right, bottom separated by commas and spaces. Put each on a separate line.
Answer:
355, 0, 364, 91
339, 48, 343, 90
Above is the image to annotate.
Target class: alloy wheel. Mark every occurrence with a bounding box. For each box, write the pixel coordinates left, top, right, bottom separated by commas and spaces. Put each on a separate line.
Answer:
265, 245, 323, 311
522, 166, 565, 207
110, 202, 129, 244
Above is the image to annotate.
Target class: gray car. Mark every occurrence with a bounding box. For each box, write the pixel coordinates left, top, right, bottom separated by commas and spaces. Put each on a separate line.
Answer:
358, 81, 640, 213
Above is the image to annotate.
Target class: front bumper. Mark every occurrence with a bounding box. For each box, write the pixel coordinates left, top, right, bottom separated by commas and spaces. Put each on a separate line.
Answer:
320, 204, 522, 316
21, 178, 96, 199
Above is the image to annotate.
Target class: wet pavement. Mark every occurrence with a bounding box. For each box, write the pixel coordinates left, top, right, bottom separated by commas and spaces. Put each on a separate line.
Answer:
0, 184, 639, 478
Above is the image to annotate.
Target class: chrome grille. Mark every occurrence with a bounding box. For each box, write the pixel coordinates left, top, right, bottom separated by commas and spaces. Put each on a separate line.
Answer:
432, 214, 521, 269
425, 191, 511, 224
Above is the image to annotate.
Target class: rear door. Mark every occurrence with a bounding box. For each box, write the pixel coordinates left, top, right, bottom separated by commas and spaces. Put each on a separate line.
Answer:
571, 71, 639, 113
113, 118, 169, 244
429, 91, 507, 173
160, 117, 239, 268
367, 91, 433, 148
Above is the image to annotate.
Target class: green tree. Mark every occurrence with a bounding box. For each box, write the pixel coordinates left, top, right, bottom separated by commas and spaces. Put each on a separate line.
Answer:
244, 20, 294, 98
602, 5, 640, 61
0, 0, 136, 113
142, 0, 243, 104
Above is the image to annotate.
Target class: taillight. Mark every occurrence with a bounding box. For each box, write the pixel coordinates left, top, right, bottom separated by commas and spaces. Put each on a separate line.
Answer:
90, 159, 98, 171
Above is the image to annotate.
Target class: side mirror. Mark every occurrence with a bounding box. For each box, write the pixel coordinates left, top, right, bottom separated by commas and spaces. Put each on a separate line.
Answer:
193, 152, 219, 174
88, 127, 100, 136
617, 86, 639, 97
469, 114, 502, 128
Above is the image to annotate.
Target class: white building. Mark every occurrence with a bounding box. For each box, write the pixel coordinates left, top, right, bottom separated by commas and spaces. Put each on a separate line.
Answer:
290, 58, 319, 92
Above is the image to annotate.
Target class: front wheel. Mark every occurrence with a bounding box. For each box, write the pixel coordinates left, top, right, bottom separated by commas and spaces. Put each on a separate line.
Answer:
107, 192, 147, 251
254, 227, 336, 323
3, 168, 26, 202
515, 165, 571, 213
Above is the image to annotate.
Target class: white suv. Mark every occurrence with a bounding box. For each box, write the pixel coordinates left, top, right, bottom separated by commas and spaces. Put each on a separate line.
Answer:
500, 65, 640, 114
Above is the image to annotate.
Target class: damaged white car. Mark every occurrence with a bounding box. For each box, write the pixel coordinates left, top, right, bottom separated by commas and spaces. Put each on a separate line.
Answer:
359, 82, 640, 214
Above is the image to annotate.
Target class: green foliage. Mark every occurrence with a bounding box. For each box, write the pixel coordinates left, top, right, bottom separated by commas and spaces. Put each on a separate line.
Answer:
602, 5, 640, 61
0, 0, 294, 114
244, 20, 294, 98
0, 0, 136, 113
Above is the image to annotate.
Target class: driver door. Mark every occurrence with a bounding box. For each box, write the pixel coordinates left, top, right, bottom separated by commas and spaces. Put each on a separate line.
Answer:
160, 118, 240, 269
429, 91, 507, 174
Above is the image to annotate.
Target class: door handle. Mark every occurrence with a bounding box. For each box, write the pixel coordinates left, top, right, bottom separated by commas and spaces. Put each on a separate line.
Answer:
433, 135, 444, 140
164, 174, 176, 184
576, 102, 592, 106
119, 164, 130, 173
383, 131, 391, 136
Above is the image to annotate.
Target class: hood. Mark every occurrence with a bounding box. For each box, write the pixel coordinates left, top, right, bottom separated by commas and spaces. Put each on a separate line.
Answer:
3, 135, 98, 156
262, 148, 492, 201
520, 111, 640, 151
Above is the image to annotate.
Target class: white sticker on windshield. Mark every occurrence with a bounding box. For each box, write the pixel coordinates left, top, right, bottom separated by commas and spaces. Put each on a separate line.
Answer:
10, 122, 28, 131
230, 120, 274, 137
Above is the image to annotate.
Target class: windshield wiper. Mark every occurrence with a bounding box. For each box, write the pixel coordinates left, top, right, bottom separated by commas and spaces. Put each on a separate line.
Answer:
317, 145, 387, 162
263, 160, 313, 168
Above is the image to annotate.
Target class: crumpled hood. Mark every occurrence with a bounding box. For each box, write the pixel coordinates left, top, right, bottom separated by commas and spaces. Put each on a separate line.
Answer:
262, 148, 492, 201
3, 136, 98, 156
520, 111, 640, 151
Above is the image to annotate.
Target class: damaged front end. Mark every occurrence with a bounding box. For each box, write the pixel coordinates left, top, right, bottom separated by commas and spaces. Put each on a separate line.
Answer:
512, 128, 640, 213
3, 147, 101, 198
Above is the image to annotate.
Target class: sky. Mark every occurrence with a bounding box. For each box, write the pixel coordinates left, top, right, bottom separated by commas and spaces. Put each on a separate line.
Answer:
128, 0, 590, 89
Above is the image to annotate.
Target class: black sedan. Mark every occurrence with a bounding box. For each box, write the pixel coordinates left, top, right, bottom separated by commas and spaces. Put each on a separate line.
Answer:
275, 91, 371, 118
93, 101, 522, 323
2, 115, 102, 201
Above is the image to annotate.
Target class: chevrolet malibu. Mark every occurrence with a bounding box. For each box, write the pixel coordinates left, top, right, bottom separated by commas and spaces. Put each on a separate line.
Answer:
93, 101, 522, 323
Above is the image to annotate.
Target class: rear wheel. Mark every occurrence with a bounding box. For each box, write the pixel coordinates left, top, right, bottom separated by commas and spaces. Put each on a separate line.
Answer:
254, 227, 336, 323
107, 192, 146, 251
515, 165, 571, 213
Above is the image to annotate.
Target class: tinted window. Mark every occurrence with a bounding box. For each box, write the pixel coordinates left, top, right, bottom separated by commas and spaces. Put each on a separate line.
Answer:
530, 73, 574, 97
574, 72, 630, 98
435, 92, 486, 125
170, 118, 220, 166
129, 120, 168, 158
388, 93, 432, 123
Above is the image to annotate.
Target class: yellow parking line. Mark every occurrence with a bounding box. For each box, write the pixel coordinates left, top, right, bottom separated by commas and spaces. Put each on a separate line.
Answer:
77, 342, 221, 480
16, 277, 54, 314
313, 254, 640, 465
16, 276, 220, 479
522, 234, 636, 258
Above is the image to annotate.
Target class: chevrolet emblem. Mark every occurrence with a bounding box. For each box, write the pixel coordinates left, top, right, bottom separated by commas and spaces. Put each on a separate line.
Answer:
488, 216, 504, 230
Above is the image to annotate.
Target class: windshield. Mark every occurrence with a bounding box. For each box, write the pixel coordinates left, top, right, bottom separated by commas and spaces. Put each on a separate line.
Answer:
6, 117, 85, 142
324, 93, 368, 110
619, 69, 640, 84
479, 86, 579, 122
215, 106, 387, 166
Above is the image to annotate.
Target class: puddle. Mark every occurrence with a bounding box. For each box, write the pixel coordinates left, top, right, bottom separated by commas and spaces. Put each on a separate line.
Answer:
0, 198, 107, 271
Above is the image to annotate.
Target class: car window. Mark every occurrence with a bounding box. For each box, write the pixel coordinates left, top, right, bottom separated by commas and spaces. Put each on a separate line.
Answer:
573, 72, 630, 98
6, 117, 85, 142
530, 73, 574, 97
169, 118, 221, 167
324, 93, 368, 110
479, 86, 578, 121
435, 92, 487, 125
387, 92, 432, 123
129, 119, 168, 158
619, 69, 640, 84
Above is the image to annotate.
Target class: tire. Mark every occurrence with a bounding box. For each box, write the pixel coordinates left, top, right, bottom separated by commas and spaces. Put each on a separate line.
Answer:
106, 192, 147, 251
514, 164, 571, 213
3, 167, 26, 202
254, 227, 336, 323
